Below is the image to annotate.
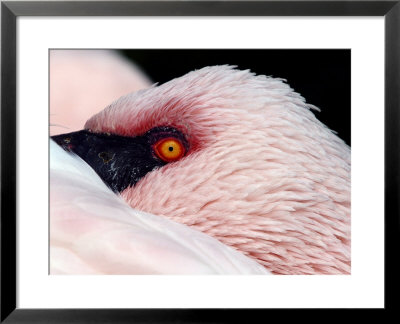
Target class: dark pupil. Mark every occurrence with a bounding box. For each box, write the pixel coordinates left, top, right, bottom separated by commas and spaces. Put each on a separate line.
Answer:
168, 146, 174, 152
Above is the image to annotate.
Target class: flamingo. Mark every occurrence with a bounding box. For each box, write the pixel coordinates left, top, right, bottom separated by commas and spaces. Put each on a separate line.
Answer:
51, 65, 350, 275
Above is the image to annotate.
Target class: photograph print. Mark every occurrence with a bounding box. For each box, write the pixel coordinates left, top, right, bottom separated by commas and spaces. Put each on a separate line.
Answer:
49, 49, 351, 275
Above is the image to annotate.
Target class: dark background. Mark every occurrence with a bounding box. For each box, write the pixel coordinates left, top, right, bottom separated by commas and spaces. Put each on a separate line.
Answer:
120, 49, 351, 146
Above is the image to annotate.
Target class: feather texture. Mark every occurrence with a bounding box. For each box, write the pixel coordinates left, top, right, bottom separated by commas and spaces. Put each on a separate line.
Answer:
85, 66, 351, 274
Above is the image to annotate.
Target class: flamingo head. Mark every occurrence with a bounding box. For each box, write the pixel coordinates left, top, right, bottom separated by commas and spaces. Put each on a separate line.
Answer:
52, 66, 351, 274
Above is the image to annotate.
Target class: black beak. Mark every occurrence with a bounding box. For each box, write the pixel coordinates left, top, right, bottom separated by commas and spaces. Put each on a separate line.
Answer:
51, 130, 166, 192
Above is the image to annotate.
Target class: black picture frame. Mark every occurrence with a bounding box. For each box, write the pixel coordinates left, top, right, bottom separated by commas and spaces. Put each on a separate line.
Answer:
1, 0, 399, 322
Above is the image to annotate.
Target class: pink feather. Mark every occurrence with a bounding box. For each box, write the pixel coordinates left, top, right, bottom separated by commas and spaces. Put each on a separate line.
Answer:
84, 66, 351, 275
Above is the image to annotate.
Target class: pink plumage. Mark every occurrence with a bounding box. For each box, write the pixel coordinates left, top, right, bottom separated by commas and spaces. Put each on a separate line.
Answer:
83, 66, 351, 275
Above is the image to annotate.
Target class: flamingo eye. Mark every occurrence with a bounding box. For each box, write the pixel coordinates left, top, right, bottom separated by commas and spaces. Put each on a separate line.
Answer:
154, 137, 185, 162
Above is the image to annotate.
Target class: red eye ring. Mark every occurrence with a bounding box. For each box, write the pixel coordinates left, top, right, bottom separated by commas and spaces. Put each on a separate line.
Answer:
154, 137, 185, 162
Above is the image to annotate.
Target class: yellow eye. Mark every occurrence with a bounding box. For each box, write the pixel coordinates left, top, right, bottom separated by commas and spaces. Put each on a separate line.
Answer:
154, 137, 185, 162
